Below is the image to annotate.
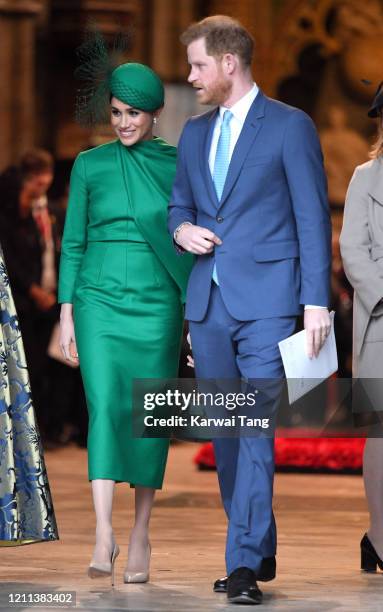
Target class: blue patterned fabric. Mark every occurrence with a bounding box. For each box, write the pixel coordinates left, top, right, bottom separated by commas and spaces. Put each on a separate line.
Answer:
212, 110, 233, 284
0, 244, 58, 545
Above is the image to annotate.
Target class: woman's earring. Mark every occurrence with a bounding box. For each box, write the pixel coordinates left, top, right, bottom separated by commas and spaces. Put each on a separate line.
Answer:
153, 117, 157, 125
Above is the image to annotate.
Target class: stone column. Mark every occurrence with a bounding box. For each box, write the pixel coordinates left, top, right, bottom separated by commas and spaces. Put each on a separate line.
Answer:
0, 0, 43, 170
175, 0, 196, 78
150, 0, 177, 80
149, 0, 196, 80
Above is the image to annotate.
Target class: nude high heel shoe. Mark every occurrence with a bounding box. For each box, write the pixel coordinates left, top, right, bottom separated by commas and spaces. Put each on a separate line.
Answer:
88, 543, 120, 586
123, 542, 151, 583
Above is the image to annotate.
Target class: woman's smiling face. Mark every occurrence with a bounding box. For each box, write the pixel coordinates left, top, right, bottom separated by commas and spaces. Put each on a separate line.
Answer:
110, 97, 159, 146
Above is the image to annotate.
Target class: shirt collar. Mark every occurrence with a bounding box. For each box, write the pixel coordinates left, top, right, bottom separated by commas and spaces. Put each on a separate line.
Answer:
219, 83, 259, 124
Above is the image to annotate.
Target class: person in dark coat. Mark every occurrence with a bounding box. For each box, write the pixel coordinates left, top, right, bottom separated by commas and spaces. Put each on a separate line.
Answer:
0, 151, 57, 441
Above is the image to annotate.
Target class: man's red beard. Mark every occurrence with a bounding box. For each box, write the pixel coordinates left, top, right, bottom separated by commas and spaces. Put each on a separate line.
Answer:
195, 75, 232, 106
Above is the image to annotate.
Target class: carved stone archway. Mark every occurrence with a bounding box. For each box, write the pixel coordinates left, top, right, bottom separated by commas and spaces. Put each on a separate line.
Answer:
269, 0, 383, 206
270, 0, 383, 114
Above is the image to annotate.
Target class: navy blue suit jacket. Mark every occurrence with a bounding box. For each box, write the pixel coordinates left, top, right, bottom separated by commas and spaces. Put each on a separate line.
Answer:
168, 90, 332, 322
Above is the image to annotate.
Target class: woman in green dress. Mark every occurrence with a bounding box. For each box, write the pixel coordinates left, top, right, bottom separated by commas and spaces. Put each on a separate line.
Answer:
58, 61, 192, 584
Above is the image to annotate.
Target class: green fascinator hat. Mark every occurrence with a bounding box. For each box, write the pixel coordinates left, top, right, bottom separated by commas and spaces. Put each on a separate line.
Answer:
109, 63, 164, 112
75, 27, 164, 125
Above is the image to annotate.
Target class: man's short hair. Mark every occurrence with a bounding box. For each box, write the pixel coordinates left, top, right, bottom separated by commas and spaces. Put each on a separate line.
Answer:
20, 149, 54, 178
180, 15, 254, 67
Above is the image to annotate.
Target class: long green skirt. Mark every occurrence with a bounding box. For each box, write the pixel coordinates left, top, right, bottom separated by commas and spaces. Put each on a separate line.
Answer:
73, 241, 183, 488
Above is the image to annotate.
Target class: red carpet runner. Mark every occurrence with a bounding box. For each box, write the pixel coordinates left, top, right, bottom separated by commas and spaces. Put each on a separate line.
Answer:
194, 434, 365, 474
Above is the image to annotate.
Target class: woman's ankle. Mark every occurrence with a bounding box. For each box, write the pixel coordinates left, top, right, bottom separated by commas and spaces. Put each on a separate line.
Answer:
95, 525, 114, 542
130, 524, 149, 541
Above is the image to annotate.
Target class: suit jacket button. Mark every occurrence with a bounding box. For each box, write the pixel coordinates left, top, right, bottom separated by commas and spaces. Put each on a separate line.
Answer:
216, 216, 224, 223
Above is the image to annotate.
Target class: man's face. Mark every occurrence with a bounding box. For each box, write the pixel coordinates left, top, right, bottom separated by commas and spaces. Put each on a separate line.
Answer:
187, 37, 232, 106
24, 172, 53, 199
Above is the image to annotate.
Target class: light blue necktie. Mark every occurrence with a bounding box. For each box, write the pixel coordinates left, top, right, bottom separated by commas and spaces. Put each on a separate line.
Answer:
212, 110, 232, 284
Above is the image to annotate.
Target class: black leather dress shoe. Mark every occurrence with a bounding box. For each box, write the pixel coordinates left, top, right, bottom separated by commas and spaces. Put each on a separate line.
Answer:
213, 556, 276, 592
227, 567, 263, 605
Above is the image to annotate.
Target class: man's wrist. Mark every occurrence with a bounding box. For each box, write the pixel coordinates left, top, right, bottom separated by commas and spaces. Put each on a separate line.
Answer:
174, 222, 192, 245
304, 305, 328, 310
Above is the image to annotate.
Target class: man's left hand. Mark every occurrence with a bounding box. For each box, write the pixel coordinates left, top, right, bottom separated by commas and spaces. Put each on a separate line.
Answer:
304, 308, 331, 359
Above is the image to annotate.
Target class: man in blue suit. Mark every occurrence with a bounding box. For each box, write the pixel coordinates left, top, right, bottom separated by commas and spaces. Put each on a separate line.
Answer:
168, 15, 332, 605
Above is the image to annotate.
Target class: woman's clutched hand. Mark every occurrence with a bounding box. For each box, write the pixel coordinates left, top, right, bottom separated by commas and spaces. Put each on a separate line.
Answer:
59, 304, 79, 364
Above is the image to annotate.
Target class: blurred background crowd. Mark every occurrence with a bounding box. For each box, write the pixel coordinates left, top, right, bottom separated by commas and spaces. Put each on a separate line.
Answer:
1, 0, 382, 447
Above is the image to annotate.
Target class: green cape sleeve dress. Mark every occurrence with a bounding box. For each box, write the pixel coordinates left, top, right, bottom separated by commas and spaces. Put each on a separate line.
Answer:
58, 137, 193, 488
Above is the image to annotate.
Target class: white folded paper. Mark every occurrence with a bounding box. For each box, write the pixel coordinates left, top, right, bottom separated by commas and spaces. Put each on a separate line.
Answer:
278, 311, 338, 404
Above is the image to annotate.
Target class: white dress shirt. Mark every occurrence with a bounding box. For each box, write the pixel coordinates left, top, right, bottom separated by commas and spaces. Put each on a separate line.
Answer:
208, 83, 325, 311
208, 83, 259, 174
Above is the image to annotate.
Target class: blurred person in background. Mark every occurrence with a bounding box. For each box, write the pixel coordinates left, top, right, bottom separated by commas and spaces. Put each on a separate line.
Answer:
0, 149, 58, 443
47, 176, 89, 448
340, 82, 383, 573
21, 150, 56, 298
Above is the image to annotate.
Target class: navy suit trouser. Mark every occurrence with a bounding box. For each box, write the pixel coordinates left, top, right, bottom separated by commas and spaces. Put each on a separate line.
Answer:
189, 283, 296, 575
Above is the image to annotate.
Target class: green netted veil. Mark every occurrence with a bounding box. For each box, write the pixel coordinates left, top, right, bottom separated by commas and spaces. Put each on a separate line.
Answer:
75, 26, 164, 125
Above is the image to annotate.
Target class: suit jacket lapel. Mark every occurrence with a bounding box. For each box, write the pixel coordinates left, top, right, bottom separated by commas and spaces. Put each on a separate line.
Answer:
200, 108, 219, 208
219, 91, 266, 208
